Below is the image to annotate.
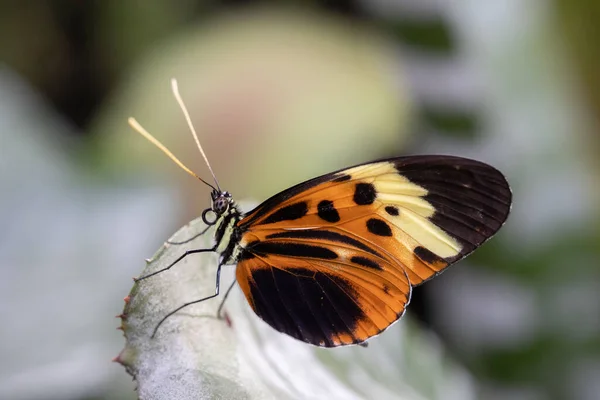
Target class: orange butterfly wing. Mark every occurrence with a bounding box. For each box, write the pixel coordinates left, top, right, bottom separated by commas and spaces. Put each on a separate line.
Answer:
235, 248, 411, 347
234, 156, 511, 346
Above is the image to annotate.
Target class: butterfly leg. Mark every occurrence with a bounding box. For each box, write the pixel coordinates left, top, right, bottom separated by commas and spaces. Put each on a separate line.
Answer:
136, 247, 216, 281
151, 261, 224, 338
166, 224, 212, 245
216, 279, 237, 319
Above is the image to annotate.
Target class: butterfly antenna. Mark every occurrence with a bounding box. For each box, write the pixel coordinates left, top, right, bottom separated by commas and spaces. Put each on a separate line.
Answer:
171, 78, 222, 192
128, 117, 217, 191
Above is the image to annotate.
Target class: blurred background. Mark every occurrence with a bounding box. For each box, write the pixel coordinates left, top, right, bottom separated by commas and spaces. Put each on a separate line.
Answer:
1, 1, 599, 399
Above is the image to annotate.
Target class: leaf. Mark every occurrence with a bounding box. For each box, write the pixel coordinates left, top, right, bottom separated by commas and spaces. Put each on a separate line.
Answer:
117, 214, 274, 399
116, 208, 475, 400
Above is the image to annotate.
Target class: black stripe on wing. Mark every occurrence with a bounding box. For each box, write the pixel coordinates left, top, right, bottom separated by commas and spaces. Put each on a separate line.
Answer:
395, 156, 512, 263
247, 241, 339, 260
264, 229, 383, 257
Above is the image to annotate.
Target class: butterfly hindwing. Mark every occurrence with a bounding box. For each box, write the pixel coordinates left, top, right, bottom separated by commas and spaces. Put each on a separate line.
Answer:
235, 248, 411, 347
235, 156, 511, 346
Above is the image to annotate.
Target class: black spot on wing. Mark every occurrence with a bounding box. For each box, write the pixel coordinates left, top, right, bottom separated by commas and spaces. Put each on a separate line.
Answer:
317, 200, 340, 223
265, 230, 382, 257
350, 256, 382, 271
248, 241, 338, 259
385, 206, 399, 216
239, 172, 338, 228
366, 218, 393, 237
262, 202, 308, 224
353, 183, 377, 205
248, 267, 365, 347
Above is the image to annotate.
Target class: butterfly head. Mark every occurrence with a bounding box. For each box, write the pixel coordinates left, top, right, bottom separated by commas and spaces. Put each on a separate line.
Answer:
211, 190, 233, 215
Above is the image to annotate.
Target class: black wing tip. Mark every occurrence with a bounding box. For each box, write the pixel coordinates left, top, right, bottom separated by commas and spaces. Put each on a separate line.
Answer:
392, 154, 513, 210
393, 155, 512, 264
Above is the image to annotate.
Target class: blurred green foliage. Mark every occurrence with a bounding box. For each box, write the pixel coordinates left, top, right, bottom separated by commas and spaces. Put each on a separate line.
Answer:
555, 0, 600, 171
388, 17, 456, 54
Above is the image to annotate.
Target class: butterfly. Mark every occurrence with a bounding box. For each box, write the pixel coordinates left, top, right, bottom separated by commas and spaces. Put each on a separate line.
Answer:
129, 79, 512, 347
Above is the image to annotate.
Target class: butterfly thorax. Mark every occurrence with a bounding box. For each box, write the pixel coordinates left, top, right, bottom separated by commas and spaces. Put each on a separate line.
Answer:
207, 190, 243, 265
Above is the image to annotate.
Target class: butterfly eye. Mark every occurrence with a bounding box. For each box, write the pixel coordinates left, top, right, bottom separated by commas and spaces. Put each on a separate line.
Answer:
213, 193, 231, 215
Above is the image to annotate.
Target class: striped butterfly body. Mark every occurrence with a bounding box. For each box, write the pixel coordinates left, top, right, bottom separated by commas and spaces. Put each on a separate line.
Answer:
130, 80, 512, 347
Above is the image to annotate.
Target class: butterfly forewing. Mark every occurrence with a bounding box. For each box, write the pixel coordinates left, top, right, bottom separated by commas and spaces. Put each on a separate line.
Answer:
235, 156, 511, 346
